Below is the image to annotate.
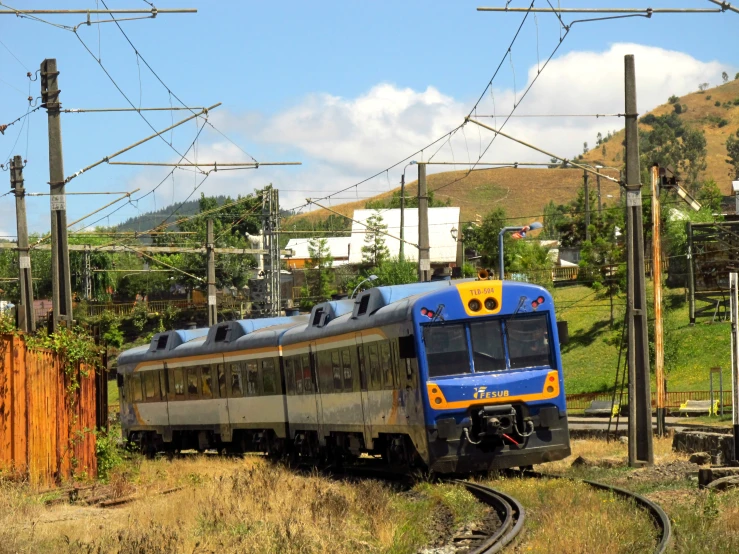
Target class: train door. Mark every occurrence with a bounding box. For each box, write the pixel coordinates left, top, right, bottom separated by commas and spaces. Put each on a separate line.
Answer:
355, 332, 373, 449
161, 362, 172, 442
216, 356, 232, 443
309, 341, 325, 442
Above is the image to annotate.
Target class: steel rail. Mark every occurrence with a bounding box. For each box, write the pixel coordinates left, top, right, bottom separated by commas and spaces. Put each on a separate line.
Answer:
522, 471, 671, 554
456, 480, 525, 553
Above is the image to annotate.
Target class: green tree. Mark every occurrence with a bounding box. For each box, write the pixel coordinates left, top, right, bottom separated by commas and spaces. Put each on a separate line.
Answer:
373, 258, 417, 286
726, 128, 739, 180
302, 237, 334, 305
463, 207, 507, 268
361, 211, 390, 266
541, 200, 567, 240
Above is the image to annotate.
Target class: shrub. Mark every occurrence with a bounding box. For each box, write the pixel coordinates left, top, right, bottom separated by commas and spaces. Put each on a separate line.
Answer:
673, 103, 683, 114
716, 101, 722, 107
736, 72, 739, 80
668, 95, 680, 104
733, 98, 739, 106
640, 114, 657, 125
718, 119, 730, 128
706, 95, 712, 100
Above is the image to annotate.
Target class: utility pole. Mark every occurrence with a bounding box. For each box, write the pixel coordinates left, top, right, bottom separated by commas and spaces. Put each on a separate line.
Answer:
652, 164, 666, 437
206, 219, 217, 326
624, 54, 654, 467
9, 156, 35, 333
417, 163, 430, 282
583, 169, 590, 242
399, 172, 406, 262
730, 272, 739, 463
596, 170, 603, 215
41, 58, 73, 331
261, 187, 281, 316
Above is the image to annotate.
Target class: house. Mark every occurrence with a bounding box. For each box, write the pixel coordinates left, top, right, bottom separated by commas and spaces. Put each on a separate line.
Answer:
348, 207, 461, 267
283, 236, 351, 269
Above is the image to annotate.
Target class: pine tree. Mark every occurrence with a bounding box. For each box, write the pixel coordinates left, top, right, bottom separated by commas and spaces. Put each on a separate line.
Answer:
361, 211, 390, 266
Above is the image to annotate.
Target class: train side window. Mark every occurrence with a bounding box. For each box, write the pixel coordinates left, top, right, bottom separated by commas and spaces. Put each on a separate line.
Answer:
340, 348, 353, 392
284, 358, 294, 395
144, 371, 159, 401
391, 341, 400, 387
160, 369, 168, 400
217, 364, 227, 398
246, 360, 259, 396
380, 342, 392, 389
398, 335, 416, 359
302, 354, 313, 393
317, 350, 333, 393
173, 368, 185, 398
295, 357, 304, 395
262, 359, 276, 395
368, 344, 380, 390
229, 363, 244, 397
132, 373, 143, 402
201, 366, 213, 399
187, 367, 199, 398
331, 350, 342, 392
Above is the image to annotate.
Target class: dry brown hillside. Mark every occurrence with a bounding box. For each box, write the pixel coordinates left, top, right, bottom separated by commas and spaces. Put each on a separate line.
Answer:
290, 79, 739, 225
582, 77, 739, 192
292, 167, 621, 226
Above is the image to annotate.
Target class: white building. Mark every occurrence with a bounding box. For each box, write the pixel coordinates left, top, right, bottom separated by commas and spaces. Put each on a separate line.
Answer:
348, 207, 460, 265
283, 236, 352, 269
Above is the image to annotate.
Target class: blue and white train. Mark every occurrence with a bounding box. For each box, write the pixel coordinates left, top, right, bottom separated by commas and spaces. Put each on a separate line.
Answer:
117, 278, 571, 472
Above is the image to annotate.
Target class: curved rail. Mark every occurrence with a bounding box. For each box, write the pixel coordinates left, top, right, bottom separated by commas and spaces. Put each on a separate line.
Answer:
456, 480, 526, 554
523, 471, 671, 554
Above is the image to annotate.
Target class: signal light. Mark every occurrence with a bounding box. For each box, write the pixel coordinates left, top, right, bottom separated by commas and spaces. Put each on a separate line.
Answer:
427, 311, 435, 318
484, 297, 498, 311
537, 296, 545, 304
420, 308, 428, 316
468, 299, 482, 312
531, 300, 539, 309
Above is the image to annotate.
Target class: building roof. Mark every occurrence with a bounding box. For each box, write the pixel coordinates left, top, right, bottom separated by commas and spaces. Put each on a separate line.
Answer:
348, 207, 460, 264
284, 236, 351, 261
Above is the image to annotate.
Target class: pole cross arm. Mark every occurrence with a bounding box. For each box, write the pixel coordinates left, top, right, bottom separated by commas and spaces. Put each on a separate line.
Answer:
64, 103, 221, 184
465, 117, 623, 185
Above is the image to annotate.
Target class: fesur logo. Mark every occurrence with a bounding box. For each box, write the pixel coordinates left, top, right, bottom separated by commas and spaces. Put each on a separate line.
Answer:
473, 386, 487, 399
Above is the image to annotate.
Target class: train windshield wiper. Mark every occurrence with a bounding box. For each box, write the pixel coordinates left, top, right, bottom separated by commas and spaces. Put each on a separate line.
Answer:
422, 304, 445, 343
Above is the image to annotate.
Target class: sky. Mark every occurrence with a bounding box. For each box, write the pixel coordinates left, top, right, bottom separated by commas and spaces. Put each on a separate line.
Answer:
0, 0, 736, 237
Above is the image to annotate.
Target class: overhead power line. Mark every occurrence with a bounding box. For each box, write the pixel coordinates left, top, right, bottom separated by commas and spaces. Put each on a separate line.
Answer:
477, 6, 725, 14
0, 7, 197, 15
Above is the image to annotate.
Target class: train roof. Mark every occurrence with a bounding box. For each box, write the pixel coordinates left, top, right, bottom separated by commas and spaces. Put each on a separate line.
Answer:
282, 281, 455, 344
117, 326, 210, 367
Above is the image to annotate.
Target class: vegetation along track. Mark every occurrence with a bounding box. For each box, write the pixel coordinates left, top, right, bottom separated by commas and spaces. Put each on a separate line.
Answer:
454, 480, 525, 553
523, 471, 672, 554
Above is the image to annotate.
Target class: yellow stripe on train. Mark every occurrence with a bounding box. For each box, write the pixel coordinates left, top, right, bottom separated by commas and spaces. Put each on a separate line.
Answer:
427, 370, 560, 410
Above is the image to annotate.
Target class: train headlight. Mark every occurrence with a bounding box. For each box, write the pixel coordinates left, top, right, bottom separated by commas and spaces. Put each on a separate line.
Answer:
484, 297, 498, 311
468, 299, 482, 312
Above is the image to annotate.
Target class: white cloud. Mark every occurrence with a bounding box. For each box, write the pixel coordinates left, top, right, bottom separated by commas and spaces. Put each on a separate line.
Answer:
121, 43, 733, 216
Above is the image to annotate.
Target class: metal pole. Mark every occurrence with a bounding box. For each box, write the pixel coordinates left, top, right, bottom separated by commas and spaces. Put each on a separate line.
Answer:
82, 247, 92, 301
597, 171, 603, 215
652, 164, 666, 436
711, 369, 715, 418
624, 54, 654, 467
721, 368, 724, 417
498, 230, 505, 280
42, 58, 73, 331
418, 163, 430, 282
730, 273, 739, 462
400, 173, 405, 262
687, 221, 696, 326
10, 156, 34, 333
584, 170, 590, 242
206, 219, 217, 327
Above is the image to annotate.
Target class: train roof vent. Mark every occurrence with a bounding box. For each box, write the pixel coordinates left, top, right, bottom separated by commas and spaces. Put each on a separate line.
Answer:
352, 289, 385, 318
148, 331, 181, 352
310, 299, 355, 328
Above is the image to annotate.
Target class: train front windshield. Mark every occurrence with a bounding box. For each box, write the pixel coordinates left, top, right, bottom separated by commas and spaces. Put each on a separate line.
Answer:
424, 314, 552, 378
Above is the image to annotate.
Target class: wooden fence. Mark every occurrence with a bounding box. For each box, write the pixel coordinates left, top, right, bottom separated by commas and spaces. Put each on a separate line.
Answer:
0, 334, 98, 488
567, 389, 733, 411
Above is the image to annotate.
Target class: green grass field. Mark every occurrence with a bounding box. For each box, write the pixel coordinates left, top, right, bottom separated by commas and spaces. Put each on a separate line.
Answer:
555, 283, 731, 395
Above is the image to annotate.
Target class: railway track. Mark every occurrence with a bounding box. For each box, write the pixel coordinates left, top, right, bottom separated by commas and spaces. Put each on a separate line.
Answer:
522, 471, 672, 554
455, 480, 525, 554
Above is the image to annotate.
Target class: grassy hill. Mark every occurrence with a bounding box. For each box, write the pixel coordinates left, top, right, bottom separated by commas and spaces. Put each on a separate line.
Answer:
555, 284, 731, 396
582, 77, 739, 193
